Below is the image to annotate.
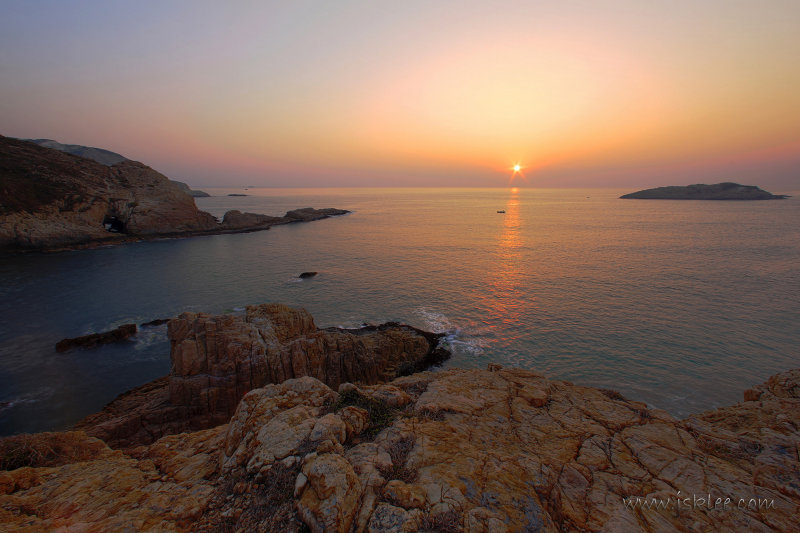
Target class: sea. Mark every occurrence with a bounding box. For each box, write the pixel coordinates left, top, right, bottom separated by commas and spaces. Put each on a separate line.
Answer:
1, 187, 798, 436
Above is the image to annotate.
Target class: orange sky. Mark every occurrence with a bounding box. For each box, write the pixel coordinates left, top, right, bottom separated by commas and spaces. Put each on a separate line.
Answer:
1, 1, 798, 189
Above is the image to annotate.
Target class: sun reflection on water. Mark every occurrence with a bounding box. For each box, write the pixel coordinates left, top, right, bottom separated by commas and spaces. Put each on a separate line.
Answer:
476, 188, 532, 349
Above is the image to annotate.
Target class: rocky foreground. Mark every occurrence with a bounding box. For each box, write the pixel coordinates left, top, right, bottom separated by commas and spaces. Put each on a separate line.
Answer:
0, 136, 348, 251
620, 182, 789, 200
74, 304, 448, 449
1, 308, 798, 532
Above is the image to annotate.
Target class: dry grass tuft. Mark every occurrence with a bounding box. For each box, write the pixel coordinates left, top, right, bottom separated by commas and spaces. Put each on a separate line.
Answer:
600, 389, 627, 401
417, 508, 463, 533
0, 431, 104, 471
333, 388, 396, 439
379, 434, 417, 483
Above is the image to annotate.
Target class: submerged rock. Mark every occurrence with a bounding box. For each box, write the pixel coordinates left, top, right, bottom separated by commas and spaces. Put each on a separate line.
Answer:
3, 366, 799, 531
299, 272, 318, 278
140, 318, 171, 327
55, 323, 137, 352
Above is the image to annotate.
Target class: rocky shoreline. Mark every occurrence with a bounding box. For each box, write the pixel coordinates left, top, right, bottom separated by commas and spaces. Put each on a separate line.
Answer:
1, 305, 798, 531
0, 136, 348, 252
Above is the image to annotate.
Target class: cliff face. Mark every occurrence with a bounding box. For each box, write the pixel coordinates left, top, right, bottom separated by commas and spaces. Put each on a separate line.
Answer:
75, 304, 448, 448
2, 367, 798, 532
620, 182, 789, 200
0, 136, 217, 249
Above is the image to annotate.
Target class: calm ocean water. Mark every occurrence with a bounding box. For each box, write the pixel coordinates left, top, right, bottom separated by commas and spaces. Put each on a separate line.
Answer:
1, 187, 798, 435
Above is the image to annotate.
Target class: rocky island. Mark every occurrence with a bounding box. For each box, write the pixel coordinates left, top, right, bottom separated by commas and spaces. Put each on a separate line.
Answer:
1, 304, 798, 532
0, 136, 348, 251
621, 182, 789, 200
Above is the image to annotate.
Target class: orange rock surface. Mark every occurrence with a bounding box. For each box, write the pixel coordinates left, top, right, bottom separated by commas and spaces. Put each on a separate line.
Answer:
3, 366, 798, 531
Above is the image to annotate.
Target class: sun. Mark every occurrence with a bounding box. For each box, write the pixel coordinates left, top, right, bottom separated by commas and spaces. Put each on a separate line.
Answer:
507, 162, 527, 185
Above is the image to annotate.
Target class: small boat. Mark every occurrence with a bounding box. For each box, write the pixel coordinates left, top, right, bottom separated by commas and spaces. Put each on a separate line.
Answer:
497, 210, 505, 213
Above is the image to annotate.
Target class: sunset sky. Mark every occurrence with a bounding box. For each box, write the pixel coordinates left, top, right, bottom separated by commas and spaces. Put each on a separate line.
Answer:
2, 1, 799, 189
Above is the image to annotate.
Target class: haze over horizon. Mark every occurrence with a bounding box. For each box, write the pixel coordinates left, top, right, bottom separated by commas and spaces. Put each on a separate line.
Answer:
1, 1, 799, 190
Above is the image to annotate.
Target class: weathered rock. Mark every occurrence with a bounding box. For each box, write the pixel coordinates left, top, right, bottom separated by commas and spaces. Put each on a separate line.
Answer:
297, 453, 363, 533
367, 503, 413, 532
0, 426, 224, 531
285, 207, 349, 222
338, 406, 370, 440
220, 209, 282, 230
3, 368, 800, 531
383, 479, 427, 509
55, 323, 137, 352
361, 384, 413, 408
76, 304, 448, 448
221, 377, 337, 474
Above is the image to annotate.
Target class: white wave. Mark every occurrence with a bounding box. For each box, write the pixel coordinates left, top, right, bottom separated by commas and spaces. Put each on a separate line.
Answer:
415, 307, 487, 356
0, 387, 55, 413
415, 307, 458, 334
133, 326, 169, 351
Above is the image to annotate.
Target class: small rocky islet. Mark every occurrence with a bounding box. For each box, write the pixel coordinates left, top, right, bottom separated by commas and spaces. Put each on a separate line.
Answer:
1, 303, 798, 532
620, 182, 789, 200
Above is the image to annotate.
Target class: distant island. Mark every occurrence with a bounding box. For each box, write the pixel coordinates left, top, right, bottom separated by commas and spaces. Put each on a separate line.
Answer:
621, 182, 789, 200
0, 136, 348, 251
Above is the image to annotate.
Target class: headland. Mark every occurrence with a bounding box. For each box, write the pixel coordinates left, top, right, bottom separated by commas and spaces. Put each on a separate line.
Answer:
0, 136, 348, 251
